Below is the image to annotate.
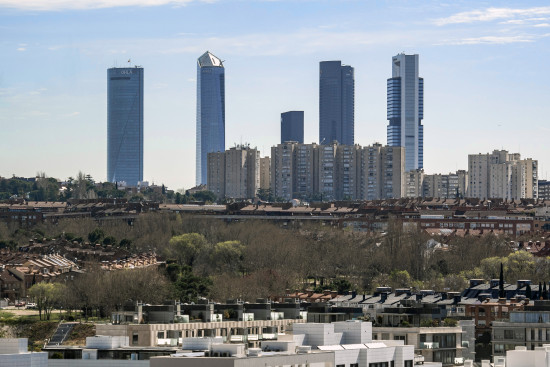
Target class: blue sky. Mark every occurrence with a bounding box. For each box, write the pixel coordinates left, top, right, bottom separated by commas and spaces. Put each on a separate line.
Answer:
1, 0, 550, 190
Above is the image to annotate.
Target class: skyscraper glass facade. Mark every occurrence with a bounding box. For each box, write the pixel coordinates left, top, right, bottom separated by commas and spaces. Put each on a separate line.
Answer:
386, 54, 424, 172
196, 51, 225, 185
107, 67, 144, 186
281, 111, 304, 143
319, 61, 354, 145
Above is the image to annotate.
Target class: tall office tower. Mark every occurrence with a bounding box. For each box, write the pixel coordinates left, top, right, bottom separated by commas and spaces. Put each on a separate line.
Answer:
207, 145, 260, 199
107, 67, 144, 186
271, 142, 297, 201
359, 144, 405, 200
281, 111, 304, 144
387, 53, 424, 172
319, 61, 354, 145
196, 51, 225, 186
468, 150, 538, 199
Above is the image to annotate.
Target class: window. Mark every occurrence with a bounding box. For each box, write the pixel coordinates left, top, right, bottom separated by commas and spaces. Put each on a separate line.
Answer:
369, 363, 389, 367
405, 361, 413, 367
504, 330, 514, 339
132, 333, 139, 345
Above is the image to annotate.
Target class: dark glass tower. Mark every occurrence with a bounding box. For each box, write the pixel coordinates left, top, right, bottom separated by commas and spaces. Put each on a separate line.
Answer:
387, 53, 424, 171
107, 66, 144, 186
281, 111, 304, 143
319, 61, 354, 145
196, 51, 225, 185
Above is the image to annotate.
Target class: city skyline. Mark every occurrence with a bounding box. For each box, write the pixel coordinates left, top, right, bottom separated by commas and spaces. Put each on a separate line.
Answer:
2, 1, 550, 190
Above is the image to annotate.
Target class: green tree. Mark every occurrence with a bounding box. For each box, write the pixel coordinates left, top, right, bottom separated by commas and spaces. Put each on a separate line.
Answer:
211, 241, 244, 274
103, 236, 117, 246
28, 282, 65, 320
192, 190, 216, 203
167, 233, 209, 267
172, 265, 212, 303
88, 228, 105, 244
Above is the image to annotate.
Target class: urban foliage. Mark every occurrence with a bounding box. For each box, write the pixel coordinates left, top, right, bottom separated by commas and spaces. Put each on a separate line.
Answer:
3, 214, 550, 304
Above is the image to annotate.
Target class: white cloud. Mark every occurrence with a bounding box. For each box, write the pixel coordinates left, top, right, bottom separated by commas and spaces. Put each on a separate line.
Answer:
534, 23, 550, 28
29, 87, 47, 95
63, 112, 80, 117
435, 6, 550, 26
439, 35, 536, 46
16, 47, 26, 51
0, 0, 201, 11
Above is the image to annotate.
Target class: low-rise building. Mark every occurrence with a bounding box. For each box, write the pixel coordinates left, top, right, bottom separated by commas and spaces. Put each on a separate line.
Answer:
151, 321, 425, 367
0, 338, 47, 367
492, 301, 550, 357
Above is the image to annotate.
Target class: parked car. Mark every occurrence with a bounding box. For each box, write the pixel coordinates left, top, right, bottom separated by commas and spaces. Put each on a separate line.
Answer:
26, 303, 37, 309
15, 301, 26, 307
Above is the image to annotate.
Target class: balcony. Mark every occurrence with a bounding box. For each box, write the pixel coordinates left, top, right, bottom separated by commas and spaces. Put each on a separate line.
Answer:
419, 342, 439, 349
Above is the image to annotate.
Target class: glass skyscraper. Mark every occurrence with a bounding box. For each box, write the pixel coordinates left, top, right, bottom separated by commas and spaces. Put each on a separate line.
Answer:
319, 61, 354, 145
281, 111, 304, 143
107, 66, 144, 186
387, 53, 424, 172
196, 51, 225, 186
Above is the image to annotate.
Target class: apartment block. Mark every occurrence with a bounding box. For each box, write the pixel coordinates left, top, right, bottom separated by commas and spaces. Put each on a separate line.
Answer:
404, 170, 468, 199
359, 144, 405, 200
539, 180, 550, 201
271, 142, 296, 201
468, 150, 537, 199
207, 152, 225, 199
293, 143, 318, 199
207, 145, 260, 200
270, 142, 405, 201
317, 143, 338, 201
259, 157, 270, 190
405, 169, 424, 198
336, 144, 361, 200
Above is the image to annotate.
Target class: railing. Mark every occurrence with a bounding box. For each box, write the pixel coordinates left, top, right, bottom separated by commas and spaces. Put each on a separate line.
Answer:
419, 342, 439, 349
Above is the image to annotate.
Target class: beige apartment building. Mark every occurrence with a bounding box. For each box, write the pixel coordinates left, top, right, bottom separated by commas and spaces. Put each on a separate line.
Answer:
207, 145, 260, 200
270, 142, 405, 201
422, 170, 468, 199
207, 152, 226, 199
468, 150, 538, 199
405, 169, 425, 198
259, 157, 270, 190
271, 142, 296, 201
359, 144, 405, 200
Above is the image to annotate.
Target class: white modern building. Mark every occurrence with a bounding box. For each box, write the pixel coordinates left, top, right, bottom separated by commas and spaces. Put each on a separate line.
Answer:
150, 321, 433, 367
0, 338, 47, 367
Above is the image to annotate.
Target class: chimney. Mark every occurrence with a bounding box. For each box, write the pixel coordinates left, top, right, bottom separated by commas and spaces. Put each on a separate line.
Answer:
381, 293, 388, 302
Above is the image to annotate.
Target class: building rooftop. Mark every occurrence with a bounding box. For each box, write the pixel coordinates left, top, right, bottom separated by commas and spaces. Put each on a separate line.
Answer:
198, 51, 223, 68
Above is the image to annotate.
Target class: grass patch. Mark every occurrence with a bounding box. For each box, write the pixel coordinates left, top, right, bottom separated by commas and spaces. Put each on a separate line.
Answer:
0, 311, 16, 321
65, 323, 96, 346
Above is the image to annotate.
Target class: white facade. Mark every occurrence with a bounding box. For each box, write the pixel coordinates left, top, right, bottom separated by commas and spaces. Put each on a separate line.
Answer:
0, 338, 47, 367
506, 345, 550, 367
